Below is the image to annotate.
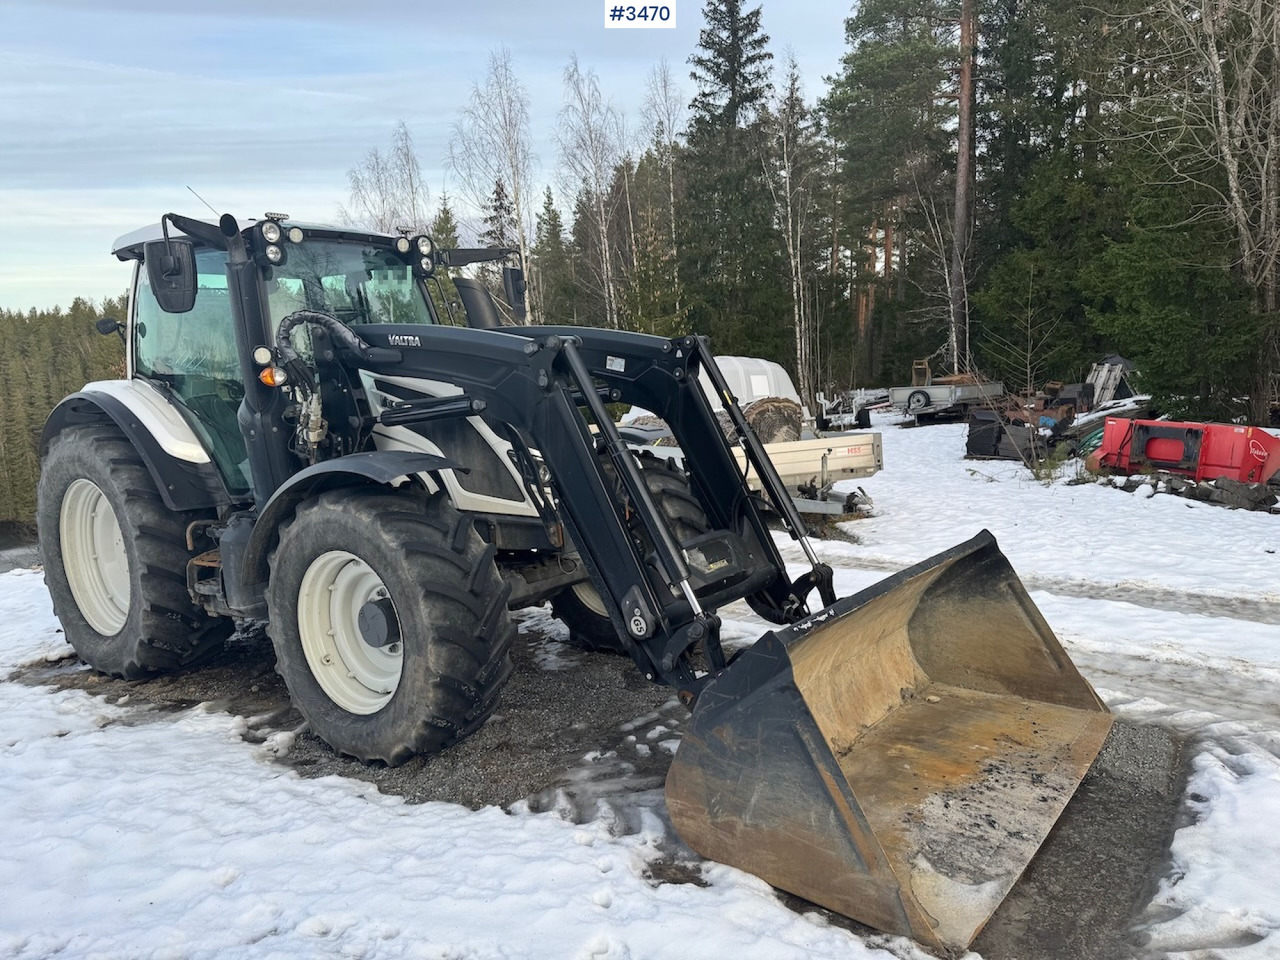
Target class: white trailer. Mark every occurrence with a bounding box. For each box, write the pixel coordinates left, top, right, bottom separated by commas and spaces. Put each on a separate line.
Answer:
623, 357, 883, 516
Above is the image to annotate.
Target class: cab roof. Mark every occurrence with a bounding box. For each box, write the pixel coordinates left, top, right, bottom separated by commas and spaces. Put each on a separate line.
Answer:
110, 216, 399, 260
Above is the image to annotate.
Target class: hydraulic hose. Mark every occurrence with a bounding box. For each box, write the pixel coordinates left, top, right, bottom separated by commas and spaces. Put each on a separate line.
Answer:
274, 310, 403, 392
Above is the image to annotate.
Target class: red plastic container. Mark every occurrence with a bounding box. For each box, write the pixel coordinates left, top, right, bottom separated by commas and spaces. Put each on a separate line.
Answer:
1097, 418, 1280, 484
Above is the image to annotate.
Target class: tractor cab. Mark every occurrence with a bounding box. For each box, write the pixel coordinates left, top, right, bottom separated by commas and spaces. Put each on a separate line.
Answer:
109, 214, 525, 501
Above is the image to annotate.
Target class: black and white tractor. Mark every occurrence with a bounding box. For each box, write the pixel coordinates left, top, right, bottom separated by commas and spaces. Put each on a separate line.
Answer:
38, 210, 830, 757
36, 211, 1115, 955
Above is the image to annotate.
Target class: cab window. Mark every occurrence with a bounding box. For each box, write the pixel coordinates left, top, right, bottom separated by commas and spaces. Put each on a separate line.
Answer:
265, 239, 434, 330
134, 247, 250, 496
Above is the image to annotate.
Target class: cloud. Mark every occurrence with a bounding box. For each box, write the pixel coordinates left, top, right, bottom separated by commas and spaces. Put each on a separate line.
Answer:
0, 0, 851, 308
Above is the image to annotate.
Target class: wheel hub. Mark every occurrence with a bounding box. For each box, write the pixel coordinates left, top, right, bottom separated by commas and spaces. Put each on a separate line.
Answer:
297, 550, 404, 714
60, 478, 130, 636
358, 597, 402, 649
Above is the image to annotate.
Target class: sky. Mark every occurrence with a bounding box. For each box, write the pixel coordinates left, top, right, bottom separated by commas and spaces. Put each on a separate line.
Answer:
0, 0, 852, 311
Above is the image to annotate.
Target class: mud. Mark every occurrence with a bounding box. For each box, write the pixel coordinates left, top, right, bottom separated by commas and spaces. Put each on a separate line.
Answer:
12, 609, 1187, 960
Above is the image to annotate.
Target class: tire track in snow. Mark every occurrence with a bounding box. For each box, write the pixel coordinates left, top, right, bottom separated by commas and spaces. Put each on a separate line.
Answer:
801, 544, 1280, 625
1067, 643, 1280, 730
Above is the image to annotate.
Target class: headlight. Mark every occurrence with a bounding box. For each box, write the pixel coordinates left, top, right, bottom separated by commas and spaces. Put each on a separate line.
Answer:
287, 227, 304, 244
261, 221, 282, 244
265, 244, 284, 264
419, 256, 434, 273
395, 236, 411, 254
416, 235, 434, 257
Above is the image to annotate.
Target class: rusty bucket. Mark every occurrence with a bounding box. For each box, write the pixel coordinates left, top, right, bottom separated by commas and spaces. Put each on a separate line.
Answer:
666, 531, 1112, 955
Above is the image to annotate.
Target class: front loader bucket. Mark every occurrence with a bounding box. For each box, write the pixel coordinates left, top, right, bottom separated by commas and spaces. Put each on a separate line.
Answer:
666, 531, 1112, 955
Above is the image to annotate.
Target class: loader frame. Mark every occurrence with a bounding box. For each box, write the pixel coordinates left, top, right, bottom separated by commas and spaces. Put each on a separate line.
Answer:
263, 322, 837, 692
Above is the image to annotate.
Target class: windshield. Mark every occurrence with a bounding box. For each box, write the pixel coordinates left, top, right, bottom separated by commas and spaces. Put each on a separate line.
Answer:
265, 239, 435, 329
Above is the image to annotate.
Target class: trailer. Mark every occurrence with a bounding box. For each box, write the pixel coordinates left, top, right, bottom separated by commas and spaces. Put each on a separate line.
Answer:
888, 379, 1005, 417
622, 357, 883, 515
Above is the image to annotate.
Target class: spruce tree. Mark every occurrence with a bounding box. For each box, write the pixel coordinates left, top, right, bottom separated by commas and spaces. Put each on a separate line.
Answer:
428, 193, 462, 323
688, 0, 773, 133
533, 187, 575, 324
681, 0, 787, 363
481, 180, 517, 250
479, 180, 518, 306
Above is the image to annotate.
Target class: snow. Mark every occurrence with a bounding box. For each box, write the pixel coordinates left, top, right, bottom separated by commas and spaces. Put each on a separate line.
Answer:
844, 418, 1280, 602
3, 415, 1280, 958
0, 571, 904, 960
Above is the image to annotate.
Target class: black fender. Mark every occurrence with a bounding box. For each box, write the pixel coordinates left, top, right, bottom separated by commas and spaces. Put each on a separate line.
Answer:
241, 451, 464, 586
42, 390, 231, 512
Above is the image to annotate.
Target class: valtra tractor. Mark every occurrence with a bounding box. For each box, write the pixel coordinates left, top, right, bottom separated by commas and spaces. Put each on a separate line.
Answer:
36, 212, 1112, 954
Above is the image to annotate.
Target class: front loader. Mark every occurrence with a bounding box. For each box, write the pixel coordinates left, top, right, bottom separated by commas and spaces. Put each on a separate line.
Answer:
37, 211, 1112, 955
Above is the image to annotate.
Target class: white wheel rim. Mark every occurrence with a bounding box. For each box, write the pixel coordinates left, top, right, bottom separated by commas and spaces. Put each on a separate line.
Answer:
572, 581, 609, 618
297, 550, 403, 714
60, 478, 130, 635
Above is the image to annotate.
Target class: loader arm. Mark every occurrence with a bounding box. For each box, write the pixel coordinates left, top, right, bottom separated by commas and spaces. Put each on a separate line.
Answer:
329, 322, 823, 693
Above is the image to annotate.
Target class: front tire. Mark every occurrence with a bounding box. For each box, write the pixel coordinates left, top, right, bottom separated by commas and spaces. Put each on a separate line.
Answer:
265, 488, 515, 765
37, 425, 231, 677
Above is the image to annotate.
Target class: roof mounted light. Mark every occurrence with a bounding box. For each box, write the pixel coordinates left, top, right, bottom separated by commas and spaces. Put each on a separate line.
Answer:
411, 235, 436, 278
287, 226, 304, 244
261, 221, 282, 244
394, 236, 412, 255
264, 212, 289, 222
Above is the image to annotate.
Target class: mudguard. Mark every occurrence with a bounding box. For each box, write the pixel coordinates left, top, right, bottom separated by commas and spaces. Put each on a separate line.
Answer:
240, 450, 463, 585
42, 382, 230, 512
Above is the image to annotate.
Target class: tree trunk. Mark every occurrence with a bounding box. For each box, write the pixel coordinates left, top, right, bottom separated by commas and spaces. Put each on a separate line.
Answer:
949, 0, 977, 374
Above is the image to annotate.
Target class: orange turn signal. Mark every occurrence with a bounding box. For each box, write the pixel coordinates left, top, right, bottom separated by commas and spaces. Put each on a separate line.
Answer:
258, 367, 288, 387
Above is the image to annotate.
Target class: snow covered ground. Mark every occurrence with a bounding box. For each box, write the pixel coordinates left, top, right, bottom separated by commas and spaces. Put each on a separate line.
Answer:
2, 418, 1278, 959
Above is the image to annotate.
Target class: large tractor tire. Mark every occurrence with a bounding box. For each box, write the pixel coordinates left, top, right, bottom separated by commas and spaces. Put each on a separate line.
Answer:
265, 487, 515, 765
37, 425, 231, 677
552, 453, 709, 654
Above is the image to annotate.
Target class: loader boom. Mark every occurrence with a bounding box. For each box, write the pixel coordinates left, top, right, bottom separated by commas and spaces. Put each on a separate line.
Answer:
303, 320, 830, 692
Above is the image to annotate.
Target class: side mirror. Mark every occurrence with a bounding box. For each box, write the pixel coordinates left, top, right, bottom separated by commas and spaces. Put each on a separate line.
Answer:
502, 265, 528, 323
95, 316, 123, 338
143, 238, 197, 313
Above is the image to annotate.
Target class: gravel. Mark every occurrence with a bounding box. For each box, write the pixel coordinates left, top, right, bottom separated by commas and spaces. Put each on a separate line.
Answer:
13, 600, 1187, 960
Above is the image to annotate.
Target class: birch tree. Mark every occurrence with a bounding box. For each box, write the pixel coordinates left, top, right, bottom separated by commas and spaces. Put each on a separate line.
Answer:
1124, 0, 1280, 420
557, 56, 625, 329
642, 59, 686, 311
762, 55, 822, 407
341, 121, 432, 233
450, 48, 540, 322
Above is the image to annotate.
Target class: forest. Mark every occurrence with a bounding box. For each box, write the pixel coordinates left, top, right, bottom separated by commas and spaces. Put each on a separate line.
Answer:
3, 0, 1279, 528
360, 0, 1280, 427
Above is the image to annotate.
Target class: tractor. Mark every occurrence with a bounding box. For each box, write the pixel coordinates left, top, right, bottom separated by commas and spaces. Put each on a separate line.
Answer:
37, 212, 1113, 955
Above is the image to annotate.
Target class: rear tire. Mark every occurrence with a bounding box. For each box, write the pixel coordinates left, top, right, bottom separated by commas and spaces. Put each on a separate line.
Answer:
552, 453, 709, 654
37, 425, 231, 677
265, 488, 515, 765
